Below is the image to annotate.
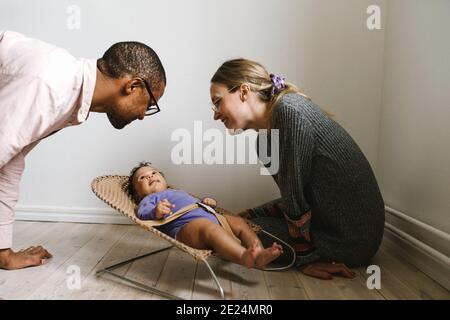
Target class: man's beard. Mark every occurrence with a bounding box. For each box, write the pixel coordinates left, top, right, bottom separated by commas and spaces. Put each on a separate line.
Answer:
107, 112, 130, 129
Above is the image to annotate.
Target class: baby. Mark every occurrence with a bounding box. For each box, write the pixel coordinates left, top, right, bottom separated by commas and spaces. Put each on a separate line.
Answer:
127, 162, 283, 269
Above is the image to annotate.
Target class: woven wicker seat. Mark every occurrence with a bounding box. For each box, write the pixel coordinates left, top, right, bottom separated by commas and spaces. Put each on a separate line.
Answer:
91, 175, 295, 300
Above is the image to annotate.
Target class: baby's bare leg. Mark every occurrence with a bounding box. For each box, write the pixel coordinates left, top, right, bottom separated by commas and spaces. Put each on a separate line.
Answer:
224, 214, 262, 249
176, 218, 257, 268
224, 214, 284, 268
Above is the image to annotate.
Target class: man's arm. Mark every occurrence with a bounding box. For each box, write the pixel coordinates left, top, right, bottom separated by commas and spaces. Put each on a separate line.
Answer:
0, 152, 25, 250
0, 152, 53, 270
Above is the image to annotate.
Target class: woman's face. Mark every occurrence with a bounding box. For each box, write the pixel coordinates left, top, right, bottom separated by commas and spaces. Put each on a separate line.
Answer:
132, 166, 168, 202
210, 82, 251, 130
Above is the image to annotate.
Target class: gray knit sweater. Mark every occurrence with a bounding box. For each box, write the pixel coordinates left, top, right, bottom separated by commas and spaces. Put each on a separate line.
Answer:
257, 93, 385, 267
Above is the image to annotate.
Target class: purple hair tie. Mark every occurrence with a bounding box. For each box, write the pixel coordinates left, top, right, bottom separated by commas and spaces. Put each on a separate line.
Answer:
270, 73, 286, 96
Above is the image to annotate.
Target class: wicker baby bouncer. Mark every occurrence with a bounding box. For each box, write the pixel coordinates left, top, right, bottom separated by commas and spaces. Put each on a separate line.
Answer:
91, 175, 295, 300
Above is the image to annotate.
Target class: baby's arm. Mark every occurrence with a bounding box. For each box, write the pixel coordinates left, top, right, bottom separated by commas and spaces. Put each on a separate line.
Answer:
137, 195, 159, 220
201, 197, 217, 207
137, 196, 175, 220
154, 199, 176, 219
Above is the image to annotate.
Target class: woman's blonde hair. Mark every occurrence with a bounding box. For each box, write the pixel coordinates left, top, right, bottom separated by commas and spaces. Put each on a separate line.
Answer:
211, 58, 335, 128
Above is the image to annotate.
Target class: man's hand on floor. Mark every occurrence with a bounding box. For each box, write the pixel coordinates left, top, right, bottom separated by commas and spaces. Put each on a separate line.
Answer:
0, 246, 52, 270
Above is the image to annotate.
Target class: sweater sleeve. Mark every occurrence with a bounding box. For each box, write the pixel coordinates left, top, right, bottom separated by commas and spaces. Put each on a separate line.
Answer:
137, 194, 160, 220
274, 103, 322, 266
272, 102, 314, 220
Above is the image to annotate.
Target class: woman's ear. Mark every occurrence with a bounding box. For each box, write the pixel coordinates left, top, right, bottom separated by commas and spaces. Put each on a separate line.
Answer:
240, 83, 250, 101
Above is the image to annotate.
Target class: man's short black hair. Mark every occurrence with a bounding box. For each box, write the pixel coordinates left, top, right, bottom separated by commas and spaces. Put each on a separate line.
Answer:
98, 41, 166, 90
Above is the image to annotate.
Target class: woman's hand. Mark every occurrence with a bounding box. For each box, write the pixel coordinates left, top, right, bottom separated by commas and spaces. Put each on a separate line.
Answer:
299, 262, 356, 280
202, 197, 217, 208
155, 199, 175, 219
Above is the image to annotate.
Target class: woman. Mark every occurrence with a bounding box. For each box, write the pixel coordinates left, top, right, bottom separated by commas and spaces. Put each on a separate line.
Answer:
210, 59, 385, 280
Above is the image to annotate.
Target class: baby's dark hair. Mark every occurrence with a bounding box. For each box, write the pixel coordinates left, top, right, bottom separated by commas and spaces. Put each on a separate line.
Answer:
126, 161, 165, 200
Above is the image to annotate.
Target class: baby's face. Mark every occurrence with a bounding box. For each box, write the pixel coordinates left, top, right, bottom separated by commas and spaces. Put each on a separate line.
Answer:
132, 166, 168, 202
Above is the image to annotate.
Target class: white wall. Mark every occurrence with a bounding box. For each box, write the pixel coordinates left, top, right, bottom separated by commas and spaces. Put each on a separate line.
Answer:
0, 0, 386, 217
377, 0, 450, 236
376, 0, 450, 288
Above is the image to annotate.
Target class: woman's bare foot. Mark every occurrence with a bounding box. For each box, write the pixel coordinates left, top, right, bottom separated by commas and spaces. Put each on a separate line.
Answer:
254, 242, 283, 268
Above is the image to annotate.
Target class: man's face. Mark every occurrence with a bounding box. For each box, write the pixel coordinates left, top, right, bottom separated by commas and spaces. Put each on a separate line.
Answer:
107, 79, 165, 129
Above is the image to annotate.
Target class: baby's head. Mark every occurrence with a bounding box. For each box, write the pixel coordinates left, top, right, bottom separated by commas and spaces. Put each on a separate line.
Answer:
127, 161, 169, 203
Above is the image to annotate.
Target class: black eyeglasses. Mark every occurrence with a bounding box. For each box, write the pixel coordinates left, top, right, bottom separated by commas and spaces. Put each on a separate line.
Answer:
140, 78, 161, 116
211, 85, 238, 113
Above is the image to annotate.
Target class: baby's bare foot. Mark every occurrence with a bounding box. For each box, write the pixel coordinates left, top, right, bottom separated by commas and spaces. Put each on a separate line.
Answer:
240, 240, 260, 268
255, 242, 283, 268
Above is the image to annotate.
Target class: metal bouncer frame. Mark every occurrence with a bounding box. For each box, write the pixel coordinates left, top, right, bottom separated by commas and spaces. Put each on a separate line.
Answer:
95, 230, 295, 300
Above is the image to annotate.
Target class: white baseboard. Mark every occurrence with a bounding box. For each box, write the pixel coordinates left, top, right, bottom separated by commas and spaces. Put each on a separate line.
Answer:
15, 204, 132, 225
384, 206, 450, 291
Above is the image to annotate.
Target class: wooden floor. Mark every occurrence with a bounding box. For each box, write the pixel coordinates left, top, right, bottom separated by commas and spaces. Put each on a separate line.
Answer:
0, 221, 448, 300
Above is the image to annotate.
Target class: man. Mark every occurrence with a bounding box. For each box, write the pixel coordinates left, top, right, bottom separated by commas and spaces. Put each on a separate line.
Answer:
0, 31, 166, 270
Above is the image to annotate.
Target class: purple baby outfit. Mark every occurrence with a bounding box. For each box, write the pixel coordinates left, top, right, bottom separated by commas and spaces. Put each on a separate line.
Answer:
137, 189, 219, 239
